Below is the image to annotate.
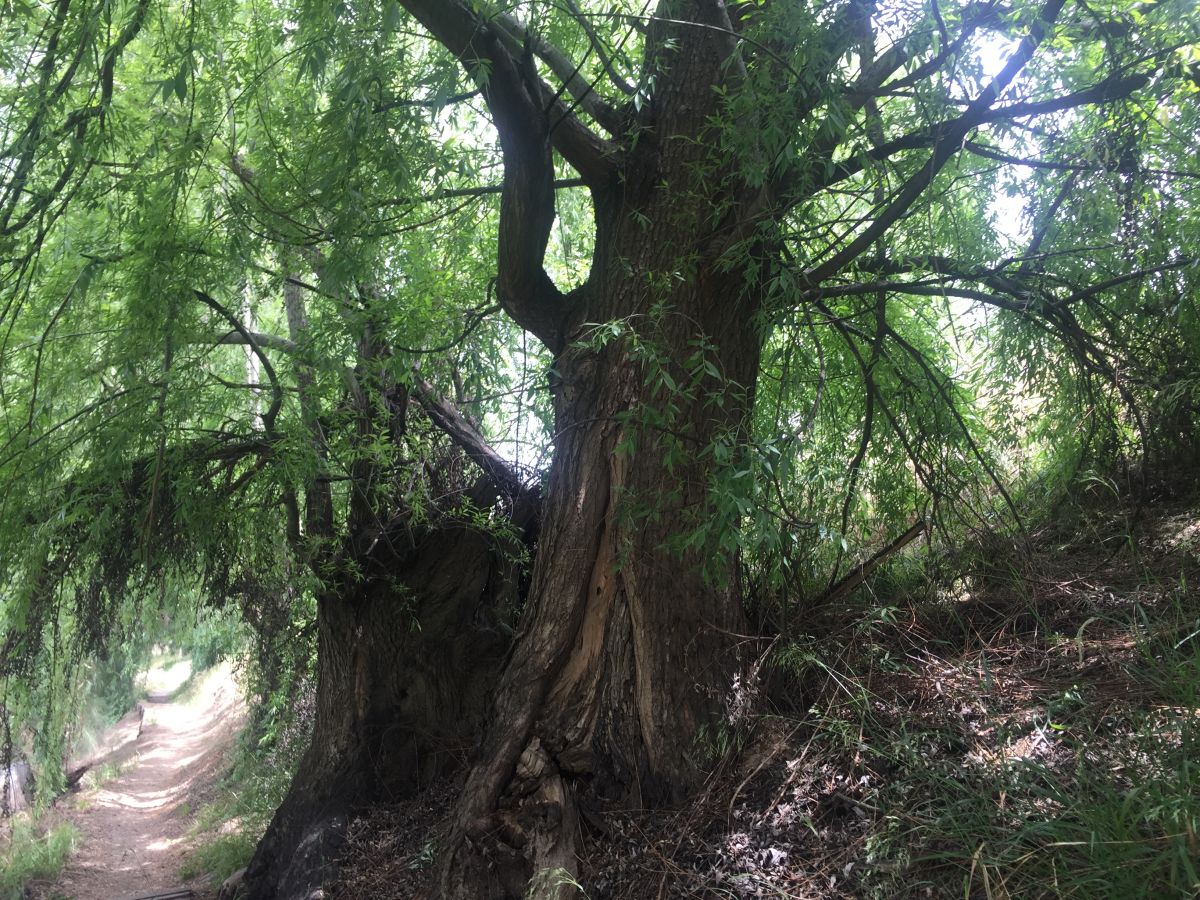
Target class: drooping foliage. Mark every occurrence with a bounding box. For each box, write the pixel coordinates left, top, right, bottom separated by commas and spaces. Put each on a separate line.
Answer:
0, 0, 1197, 891
0, 0, 538, 791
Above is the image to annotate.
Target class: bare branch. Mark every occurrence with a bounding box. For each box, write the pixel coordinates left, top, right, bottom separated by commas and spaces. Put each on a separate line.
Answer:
965, 140, 1200, 179
374, 89, 481, 113
411, 376, 531, 497
193, 290, 283, 435
396, 1, 617, 183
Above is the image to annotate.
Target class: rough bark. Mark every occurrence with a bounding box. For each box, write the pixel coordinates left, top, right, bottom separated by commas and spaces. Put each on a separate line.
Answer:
234, 255, 545, 898
417, 6, 770, 896
441, 241, 764, 900
241, 491, 536, 899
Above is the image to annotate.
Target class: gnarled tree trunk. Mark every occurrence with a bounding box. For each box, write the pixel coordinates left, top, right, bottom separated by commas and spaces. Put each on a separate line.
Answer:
442, 239, 763, 900
412, 11, 769, 892
242, 490, 536, 899
256, 1, 790, 893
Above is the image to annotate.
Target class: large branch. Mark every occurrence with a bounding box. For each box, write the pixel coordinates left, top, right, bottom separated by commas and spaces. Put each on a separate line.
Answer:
770, 0, 1025, 218
396, 0, 613, 352
562, 0, 636, 96
394, 1, 617, 179
486, 10, 623, 133
802, 252, 1199, 383
814, 518, 927, 608
755, 0, 900, 198
411, 376, 531, 499
831, 253, 1198, 312
283, 279, 334, 547
964, 140, 1200, 178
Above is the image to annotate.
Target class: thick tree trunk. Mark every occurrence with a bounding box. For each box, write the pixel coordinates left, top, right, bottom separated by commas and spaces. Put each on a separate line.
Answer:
442, 195, 765, 899
299, 5, 772, 896
242, 494, 535, 900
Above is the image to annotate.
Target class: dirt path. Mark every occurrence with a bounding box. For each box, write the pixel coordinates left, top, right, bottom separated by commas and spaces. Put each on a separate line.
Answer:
46, 662, 245, 900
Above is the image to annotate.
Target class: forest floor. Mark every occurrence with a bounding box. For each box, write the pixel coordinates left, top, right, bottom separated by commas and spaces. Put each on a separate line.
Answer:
336, 492, 1200, 898
22, 496, 1192, 899
32, 660, 244, 900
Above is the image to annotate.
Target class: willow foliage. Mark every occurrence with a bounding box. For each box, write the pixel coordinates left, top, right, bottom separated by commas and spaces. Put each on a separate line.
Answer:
0, 0, 1197, 800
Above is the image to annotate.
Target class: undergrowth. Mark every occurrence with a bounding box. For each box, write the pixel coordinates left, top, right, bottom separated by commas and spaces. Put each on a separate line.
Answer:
180, 676, 314, 888
0, 819, 78, 899
856, 659, 1200, 898
784, 500, 1200, 899
180, 827, 259, 886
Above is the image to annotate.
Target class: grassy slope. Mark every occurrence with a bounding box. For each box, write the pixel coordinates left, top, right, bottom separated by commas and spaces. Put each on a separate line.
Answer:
708, 498, 1200, 899
0, 821, 78, 900
332, 496, 1200, 899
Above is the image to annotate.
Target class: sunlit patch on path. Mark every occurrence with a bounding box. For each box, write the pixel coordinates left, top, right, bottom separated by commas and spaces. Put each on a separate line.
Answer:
43, 661, 244, 900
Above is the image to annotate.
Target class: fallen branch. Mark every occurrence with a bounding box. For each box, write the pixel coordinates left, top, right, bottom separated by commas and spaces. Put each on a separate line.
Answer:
815, 518, 927, 608
64, 762, 91, 790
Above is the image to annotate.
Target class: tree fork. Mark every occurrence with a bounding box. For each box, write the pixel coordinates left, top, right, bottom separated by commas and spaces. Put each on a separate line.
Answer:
383, 2, 774, 895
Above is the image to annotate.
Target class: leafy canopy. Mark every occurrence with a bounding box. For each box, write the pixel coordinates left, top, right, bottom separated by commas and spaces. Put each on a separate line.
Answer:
0, 0, 1197, 762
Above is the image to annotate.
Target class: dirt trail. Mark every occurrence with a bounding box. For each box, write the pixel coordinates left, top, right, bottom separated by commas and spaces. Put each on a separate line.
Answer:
46, 662, 245, 900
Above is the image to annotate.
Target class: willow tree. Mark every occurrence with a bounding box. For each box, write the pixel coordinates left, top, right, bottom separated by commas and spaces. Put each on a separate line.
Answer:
374, 2, 1197, 896
1, 0, 1197, 897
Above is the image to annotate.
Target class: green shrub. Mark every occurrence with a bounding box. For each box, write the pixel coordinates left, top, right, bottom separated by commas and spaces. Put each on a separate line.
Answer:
185, 610, 246, 671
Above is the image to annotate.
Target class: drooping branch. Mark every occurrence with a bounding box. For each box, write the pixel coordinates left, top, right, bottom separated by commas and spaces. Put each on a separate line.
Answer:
0, 0, 151, 239
3, 430, 274, 641
884, 323, 1026, 528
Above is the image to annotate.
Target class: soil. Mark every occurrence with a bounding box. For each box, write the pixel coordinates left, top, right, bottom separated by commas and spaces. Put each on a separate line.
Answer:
37, 661, 245, 900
